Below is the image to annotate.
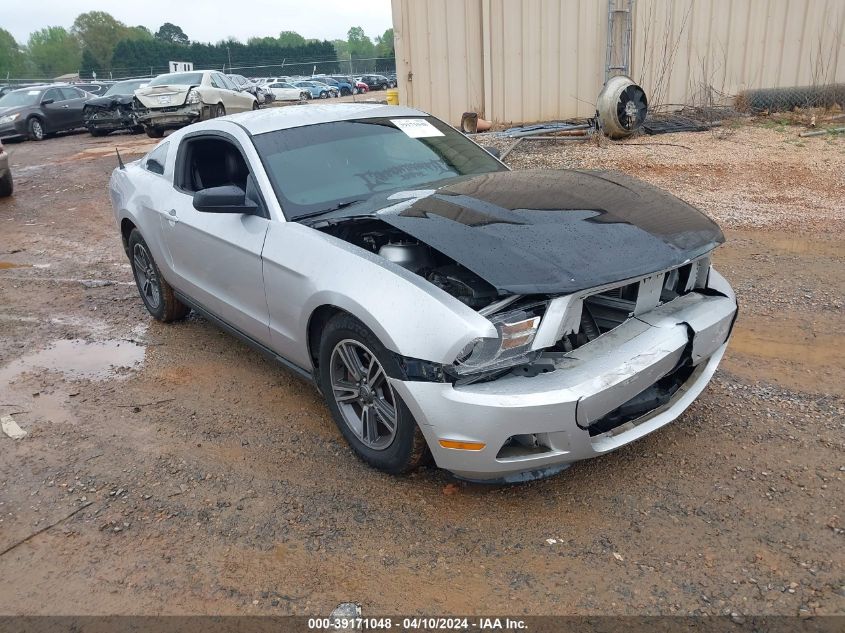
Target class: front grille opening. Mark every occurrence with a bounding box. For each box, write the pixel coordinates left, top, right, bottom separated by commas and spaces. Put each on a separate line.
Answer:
585, 363, 696, 437
496, 433, 553, 460
552, 263, 698, 354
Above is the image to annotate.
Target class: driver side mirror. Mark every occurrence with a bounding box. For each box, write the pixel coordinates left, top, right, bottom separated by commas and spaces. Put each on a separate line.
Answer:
41, 98, 55, 106
193, 185, 258, 214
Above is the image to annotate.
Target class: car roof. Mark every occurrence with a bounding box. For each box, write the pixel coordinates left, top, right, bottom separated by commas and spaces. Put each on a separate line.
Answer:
190, 103, 428, 136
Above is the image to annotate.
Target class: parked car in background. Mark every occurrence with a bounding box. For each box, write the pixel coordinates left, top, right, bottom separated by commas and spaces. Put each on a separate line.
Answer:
262, 82, 308, 102
227, 74, 270, 105
110, 104, 736, 482
83, 79, 149, 136
0, 84, 92, 141
134, 70, 257, 138
293, 80, 338, 99
329, 76, 360, 95
0, 139, 12, 197
314, 76, 355, 96
353, 79, 369, 94
360, 74, 395, 91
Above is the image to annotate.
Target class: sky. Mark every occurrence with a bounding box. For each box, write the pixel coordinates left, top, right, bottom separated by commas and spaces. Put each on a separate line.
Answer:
2, 0, 394, 44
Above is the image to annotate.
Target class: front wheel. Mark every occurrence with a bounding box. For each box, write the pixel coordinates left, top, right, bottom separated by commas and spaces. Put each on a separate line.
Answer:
319, 91, 328, 99
252, 100, 259, 110
215, 103, 226, 117
28, 117, 45, 141
128, 230, 190, 322
88, 128, 109, 137
301, 92, 310, 101
318, 314, 429, 474
145, 126, 164, 138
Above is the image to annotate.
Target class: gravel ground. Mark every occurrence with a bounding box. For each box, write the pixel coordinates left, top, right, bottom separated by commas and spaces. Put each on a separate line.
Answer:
0, 121, 843, 617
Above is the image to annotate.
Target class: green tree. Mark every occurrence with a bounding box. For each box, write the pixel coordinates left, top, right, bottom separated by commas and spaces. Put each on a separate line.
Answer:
347, 26, 375, 72
71, 11, 131, 71
27, 27, 82, 77
130, 26, 154, 40
0, 28, 28, 77
277, 31, 305, 48
155, 22, 189, 45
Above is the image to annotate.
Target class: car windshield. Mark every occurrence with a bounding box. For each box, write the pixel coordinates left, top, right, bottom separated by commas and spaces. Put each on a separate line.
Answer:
104, 80, 148, 96
252, 116, 506, 220
148, 72, 203, 87
0, 89, 42, 107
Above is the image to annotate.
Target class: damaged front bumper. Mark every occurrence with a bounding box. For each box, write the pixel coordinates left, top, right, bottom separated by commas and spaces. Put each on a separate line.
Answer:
137, 104, 211, 130
390, 271, 737, 483
85, 110, 139, 132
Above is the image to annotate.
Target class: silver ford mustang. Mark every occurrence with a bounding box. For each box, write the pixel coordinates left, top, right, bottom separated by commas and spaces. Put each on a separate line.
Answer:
110, 104, 737, 483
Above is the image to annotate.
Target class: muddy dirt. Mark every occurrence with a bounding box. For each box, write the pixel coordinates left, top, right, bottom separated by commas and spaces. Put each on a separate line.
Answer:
0, 124, 843, 617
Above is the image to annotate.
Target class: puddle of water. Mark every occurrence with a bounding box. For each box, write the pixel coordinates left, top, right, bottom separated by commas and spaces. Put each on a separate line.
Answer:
0, 339, 146, 384
0, 262, 31, 269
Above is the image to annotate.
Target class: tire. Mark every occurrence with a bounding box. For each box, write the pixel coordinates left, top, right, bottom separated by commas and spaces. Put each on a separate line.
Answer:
0, 169, 13, 198
88, 128, 109, 137
252, 100, 260, 110
380, 83, 388, 91
216, 103, 226, 117
351, 87, 358, 95
301, 92, 309, 101
319, 91, 328, 99
145, 126, 164, 138
128, 229, 190, 323
27, 117, 45, 141
318, 314, 429, 475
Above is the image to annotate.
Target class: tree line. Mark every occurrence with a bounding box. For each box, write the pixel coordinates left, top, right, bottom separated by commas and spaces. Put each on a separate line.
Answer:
0, 11, 395, 80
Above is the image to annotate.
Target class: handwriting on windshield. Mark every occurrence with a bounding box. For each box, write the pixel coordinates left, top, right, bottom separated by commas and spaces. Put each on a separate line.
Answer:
357, 160, 452, 191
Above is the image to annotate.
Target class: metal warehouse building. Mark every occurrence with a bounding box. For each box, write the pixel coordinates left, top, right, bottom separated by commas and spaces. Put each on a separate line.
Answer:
391, 0, 845, 125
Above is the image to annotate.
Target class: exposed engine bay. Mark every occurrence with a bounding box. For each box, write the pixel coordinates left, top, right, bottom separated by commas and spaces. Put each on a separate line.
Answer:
321, 219, 500, 310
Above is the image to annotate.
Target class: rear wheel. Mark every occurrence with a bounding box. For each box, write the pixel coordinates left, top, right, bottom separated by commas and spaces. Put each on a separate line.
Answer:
128, 230, 190, 322
145, 126, 164, 138
27, 117, 45, 141
300, 92, 309, 101
88, 128, 109, 137
318, 314, 429, 474
252, 100, 259, 110
216, 103, 226, 117
319, 91, 328, 99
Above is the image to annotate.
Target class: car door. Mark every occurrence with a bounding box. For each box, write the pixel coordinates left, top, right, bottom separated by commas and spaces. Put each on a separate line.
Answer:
220, 73, 254, 111
58, 87, 88, 129
39, 88, 71, 131
161, 130, 271, 344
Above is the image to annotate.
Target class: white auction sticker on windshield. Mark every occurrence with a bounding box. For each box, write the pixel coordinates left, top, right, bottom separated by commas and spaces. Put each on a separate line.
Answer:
391, 118, 444, 138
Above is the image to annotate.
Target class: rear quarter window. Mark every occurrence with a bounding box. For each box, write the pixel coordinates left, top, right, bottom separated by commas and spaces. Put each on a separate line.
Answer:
143, 142, 169, 176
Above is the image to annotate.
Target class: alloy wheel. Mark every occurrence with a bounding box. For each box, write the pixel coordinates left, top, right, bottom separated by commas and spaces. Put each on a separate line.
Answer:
329, 339, 398, 450
132, 243, 161, 310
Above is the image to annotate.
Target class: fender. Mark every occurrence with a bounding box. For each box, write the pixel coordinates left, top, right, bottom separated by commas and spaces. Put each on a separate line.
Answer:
261, 222, 497, 369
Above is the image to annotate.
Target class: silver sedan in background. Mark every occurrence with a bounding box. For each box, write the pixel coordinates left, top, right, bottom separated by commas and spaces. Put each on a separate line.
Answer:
109, 104, 736, 483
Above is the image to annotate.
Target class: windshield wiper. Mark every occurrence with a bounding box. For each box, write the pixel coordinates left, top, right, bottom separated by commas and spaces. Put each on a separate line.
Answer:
293, 199, 367, 221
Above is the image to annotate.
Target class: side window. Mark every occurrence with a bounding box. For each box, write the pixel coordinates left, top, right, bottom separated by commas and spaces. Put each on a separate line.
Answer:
210, 74, 224, 89
177, 136, 251, 193
143, 142, 169, 176
219, 74, 238, 91
60, 87, 82, 100
42, 88, 62, 103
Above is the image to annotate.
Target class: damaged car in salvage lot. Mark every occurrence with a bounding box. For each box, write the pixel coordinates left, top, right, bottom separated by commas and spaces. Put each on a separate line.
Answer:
110, 104, 737, 483
134, 70, 257, 138
83, 79, 150, 136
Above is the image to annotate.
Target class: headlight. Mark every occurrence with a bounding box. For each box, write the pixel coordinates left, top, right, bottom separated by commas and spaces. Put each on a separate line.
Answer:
185, 89, 201, 104
0, 113, 20, 124
453, 308, 542, 375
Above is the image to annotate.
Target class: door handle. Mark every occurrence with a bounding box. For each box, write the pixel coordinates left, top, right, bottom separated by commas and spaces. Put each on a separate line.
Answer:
167, 209, 177, 216
61, 104, 70, 108
165, 209, 179, 224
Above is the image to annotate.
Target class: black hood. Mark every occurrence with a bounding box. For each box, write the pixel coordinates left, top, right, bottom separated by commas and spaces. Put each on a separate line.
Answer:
86, 94, 134, 109
315, 169, 724, 295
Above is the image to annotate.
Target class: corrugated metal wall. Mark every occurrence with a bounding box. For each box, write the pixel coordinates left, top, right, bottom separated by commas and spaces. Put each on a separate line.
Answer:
392, 0, 845, 125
